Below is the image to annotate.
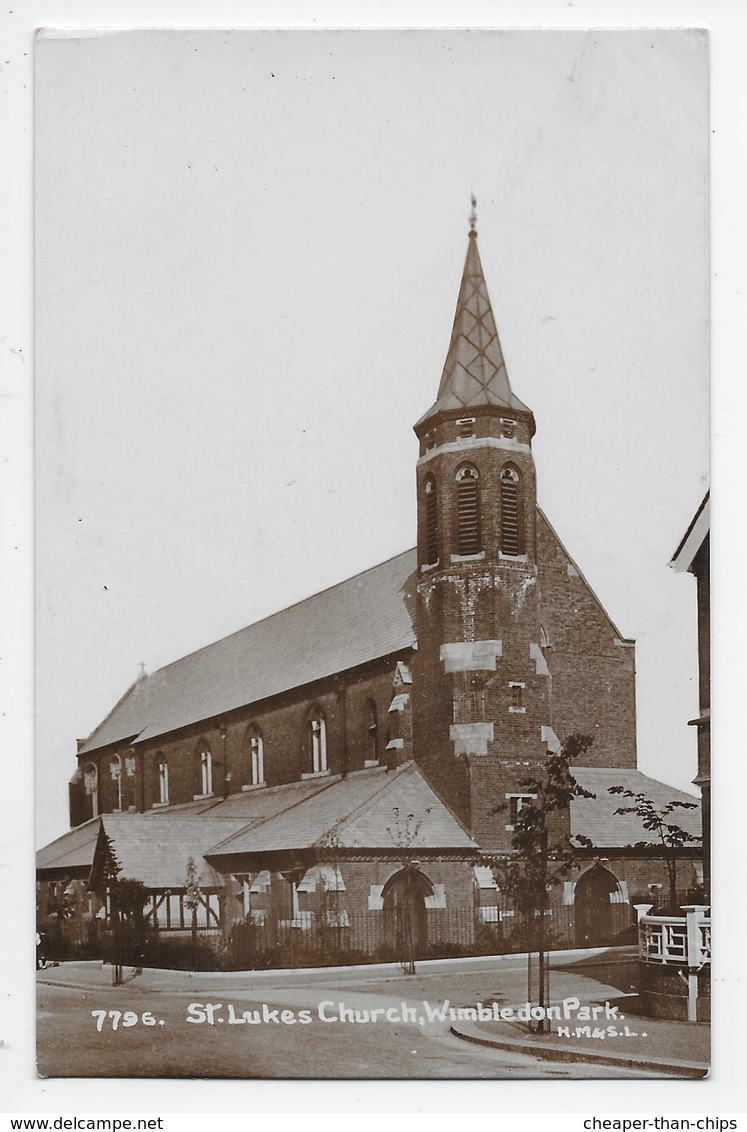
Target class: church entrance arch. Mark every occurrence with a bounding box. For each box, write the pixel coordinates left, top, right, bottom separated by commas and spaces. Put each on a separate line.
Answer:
382, 865, 434, 973
574, 863, 623, 947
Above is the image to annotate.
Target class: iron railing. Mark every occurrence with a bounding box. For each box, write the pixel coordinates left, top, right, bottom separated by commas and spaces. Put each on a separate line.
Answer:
38, 900, 638, 971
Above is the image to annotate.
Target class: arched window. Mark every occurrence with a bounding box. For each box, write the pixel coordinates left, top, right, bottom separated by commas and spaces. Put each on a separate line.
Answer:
197, 743, 213, 796
247, 725, 264, 786
157, 756, 169, 805
308, 709, 327, 774
500, 465, 523, 555
366, 699, 378, 763
109, 754, 123, 810
424, 475, 438, 564
456, 464, 480, 555
84, 763, 99, 818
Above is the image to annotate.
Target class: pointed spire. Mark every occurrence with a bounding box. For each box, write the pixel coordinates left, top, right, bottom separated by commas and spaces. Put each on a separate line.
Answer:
416, 202, 531, 429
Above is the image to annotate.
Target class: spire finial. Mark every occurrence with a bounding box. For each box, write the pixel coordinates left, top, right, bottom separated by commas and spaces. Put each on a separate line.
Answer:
468, 194, 477, 238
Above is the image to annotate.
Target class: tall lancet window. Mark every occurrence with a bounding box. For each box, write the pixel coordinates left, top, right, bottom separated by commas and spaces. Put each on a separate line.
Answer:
157, 756, 169, 805
308, 709, 327, 774
247, 725, 264, 786
84, 763, 99, 818
110, 754, 123, 810
197, 744, 213, 796
366, 699, 378, 763
424, 475, 438, 564
500, 465, 523, 555
456, 464, 480, 555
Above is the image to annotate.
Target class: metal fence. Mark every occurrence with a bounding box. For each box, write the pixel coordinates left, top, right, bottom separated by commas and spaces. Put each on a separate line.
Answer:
39, 900, 636, 971
38, 917, 101, 962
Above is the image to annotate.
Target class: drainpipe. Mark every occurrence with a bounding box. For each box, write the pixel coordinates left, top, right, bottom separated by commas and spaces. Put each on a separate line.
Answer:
136, 749, 145, 812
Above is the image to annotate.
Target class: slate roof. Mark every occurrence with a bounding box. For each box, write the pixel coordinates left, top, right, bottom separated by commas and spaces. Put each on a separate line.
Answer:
207, 763, 477, 858
35, 777, 339, 880
91, 813, 251, 889
416, 230, 532, 429
570, 767, 701, 849
37, 765, 701, 886
37, 766, 477, 886
79, 550, 417, 755
36, 818, 101, 877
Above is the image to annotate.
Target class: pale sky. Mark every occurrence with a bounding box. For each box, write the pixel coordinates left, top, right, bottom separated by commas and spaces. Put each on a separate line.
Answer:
4, 0, 747, 1117
34, 28, 709, 849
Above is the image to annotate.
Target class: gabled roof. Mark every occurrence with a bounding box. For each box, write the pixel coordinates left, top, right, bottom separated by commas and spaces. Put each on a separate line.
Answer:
78, 502, 632, 758
416, 228, 532, 429
79, 550, 417, 754
37, 766, 477, 886
207, 763, 477, 858
36, 776, 338, 881
37, 764, 701, 885
570, 767, 701, 849
91, 813, 251, 889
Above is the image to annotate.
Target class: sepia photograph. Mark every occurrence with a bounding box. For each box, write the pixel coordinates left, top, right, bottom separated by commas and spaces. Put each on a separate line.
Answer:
33, 27, 710, 1082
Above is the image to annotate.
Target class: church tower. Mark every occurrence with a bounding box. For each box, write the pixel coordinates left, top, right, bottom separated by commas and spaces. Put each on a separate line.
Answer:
412, 201, 558, 848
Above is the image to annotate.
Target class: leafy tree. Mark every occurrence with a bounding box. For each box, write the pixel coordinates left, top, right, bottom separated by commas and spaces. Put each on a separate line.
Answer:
489, 734, 595, 1030
607, 787, 700, 911
109, 877, 149, 921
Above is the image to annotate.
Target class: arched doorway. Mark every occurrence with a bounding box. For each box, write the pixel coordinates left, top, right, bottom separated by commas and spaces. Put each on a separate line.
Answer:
574, 863, 623, 946
382, 865, 434, 972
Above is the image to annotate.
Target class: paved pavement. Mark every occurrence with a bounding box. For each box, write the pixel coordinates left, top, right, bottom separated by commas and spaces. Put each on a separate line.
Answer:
37, 948, 709, 1078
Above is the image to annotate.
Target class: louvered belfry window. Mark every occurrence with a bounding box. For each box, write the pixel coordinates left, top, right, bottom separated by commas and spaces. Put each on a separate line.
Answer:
456, 465, 480, 555
424, 475, 438, 564
501, 465, 522, 555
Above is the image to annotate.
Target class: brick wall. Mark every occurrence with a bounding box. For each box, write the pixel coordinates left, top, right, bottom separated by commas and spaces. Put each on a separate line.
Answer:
565, 854, 703, 906
536, 510, 637, 768
72, 655, 411, 820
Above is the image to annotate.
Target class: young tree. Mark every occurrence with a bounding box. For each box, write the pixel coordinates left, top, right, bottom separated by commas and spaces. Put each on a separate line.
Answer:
110, 878, 149, 975
607, 787, 700, 911
97, 834, 150, 979
184, 857, 203, 971
384, 805, 433, 975
98, 832, 125, 985
490, 734, 595, 1031
317, 829, 347, 958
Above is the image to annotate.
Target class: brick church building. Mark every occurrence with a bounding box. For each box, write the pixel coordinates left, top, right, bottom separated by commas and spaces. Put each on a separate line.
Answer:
37, 207, 701, 962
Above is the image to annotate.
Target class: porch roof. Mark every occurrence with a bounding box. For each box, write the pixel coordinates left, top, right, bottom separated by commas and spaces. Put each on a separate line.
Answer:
36, 818, 100, 878
91, 813, 251, 889
36, 777, 335, 881
206, 762, 477, 858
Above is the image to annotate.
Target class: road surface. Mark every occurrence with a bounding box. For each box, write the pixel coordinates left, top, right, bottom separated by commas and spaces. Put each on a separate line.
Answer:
37, 952, 655, 1079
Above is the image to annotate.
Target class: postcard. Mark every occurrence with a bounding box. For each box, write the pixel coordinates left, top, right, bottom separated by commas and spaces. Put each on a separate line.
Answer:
34, 27, 709, 1081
